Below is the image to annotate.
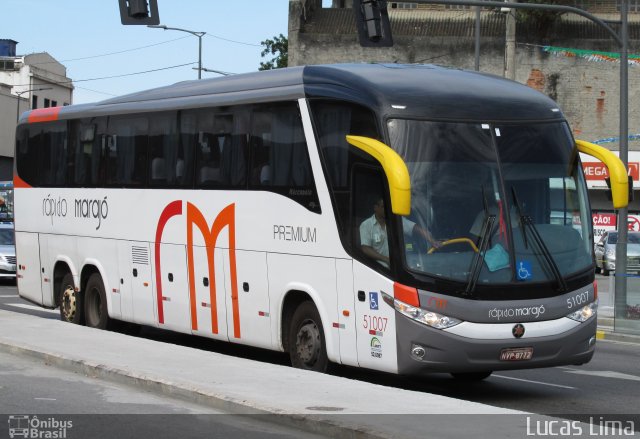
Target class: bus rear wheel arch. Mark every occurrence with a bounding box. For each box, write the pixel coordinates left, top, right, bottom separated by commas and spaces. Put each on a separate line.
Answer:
84, 272, 111, 330
288, 300, 329, 372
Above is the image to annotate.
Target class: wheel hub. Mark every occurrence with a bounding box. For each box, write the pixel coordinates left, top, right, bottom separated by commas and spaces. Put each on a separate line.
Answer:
296, 321, 321, 365
61, 287, 76, 321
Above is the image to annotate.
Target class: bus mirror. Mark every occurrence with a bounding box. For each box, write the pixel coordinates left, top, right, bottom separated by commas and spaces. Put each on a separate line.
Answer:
118, 0, 160, 25
346, 135, 411, 216
576, 139, 629, 209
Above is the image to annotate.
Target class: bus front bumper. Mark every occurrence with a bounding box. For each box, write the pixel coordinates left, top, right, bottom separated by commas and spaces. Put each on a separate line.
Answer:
396, 315, 597, 375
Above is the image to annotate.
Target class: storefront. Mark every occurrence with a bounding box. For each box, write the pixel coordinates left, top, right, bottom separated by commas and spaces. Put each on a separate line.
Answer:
583, 152, 640, 335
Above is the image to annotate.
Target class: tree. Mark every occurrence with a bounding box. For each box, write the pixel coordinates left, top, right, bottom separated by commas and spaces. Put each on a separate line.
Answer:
259, 34, 288, 70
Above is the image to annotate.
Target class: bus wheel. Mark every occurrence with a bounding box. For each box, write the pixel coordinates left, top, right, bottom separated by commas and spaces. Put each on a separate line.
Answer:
84, 273, 111, 330
289, 301, 328, 372
59, 273, 83, 324
451, 371, 492, 381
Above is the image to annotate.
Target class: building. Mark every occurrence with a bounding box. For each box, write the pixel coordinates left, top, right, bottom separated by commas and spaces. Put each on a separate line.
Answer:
0, 39, 73, 180
288, 0, 640, 233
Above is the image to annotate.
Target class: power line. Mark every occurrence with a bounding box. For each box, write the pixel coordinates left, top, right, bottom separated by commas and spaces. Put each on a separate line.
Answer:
204, 33, 261, 47
27, 36, 191, 66
12, 62, 197, 86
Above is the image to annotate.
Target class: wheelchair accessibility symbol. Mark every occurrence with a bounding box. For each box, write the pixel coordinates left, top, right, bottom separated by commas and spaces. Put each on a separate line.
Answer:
369, 292, 379, 310
517, 260, 533, 281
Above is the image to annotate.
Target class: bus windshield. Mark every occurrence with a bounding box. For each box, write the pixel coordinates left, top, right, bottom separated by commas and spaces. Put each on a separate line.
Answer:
387, 119, 592, 289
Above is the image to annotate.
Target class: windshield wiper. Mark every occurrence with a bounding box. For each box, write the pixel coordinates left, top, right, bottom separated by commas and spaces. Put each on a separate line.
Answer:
465, 214, 495, 295
511, 188, 568, 292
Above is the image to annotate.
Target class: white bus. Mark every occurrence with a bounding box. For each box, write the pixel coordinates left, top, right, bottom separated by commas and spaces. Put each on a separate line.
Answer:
14, 64, 628, 379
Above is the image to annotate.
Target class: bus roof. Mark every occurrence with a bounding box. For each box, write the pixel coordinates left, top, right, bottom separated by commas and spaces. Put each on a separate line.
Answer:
20, 63, 564, 124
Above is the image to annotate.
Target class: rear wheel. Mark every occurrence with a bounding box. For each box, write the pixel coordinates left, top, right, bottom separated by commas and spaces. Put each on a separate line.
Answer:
602, 259, 610, 276
84, 273, 111, 330
451, 371, 492, 381
288, 301, 329, 372
59, 273, 83, 324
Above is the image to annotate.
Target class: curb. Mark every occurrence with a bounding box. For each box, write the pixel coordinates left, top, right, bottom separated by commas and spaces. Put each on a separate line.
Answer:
0, 342, 389, 439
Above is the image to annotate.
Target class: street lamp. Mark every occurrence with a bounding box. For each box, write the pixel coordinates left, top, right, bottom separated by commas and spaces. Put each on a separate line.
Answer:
147, 24, 206, 79
15, 87, 52, 122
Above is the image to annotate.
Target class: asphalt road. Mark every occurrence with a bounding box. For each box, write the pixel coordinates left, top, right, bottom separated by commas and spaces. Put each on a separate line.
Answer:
1, 280, 639, 430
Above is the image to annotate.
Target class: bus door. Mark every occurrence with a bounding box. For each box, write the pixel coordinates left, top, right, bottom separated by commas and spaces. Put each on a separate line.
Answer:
190, 245, 229, 341
155, 243, 191, 332
351, 167, 399, 373
16, 232, 44, 305
117, 241, 155, 326
225, 250, 272, 349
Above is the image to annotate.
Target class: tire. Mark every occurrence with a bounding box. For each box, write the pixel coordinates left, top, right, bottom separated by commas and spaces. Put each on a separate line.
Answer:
602, 259, 609, 277
451, 371, 492, 381
59, 273, 83, 324
288, 301, 329, 372
84, 273, 111, 330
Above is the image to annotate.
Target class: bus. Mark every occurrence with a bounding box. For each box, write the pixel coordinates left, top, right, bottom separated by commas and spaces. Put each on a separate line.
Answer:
13, 63, 628, 380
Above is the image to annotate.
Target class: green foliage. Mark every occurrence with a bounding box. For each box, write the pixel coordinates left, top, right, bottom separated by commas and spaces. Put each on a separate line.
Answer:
515, 0, 568, 36
259, 34, 288, 71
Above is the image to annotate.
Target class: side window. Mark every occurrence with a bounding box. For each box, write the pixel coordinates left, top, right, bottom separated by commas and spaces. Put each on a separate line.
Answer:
249, 103, 320, 213
184, 107, 248, 189
106, 116, 148, 187
310, 100, 380, 237
148, 112, 183, 187
16, 126, 39, 186
70, 117, 107, 187
353, 167, 391, 272
38, 121, 68, 187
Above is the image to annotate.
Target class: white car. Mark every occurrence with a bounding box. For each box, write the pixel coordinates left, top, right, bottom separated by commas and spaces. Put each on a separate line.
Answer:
0, 222, 16, 279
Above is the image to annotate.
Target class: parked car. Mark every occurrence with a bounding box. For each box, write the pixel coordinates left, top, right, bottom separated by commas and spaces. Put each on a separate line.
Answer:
0, 222, 16, 280
595, 231, 640, 276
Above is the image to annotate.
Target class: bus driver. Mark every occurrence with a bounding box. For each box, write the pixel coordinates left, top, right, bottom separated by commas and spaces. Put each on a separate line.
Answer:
360, 197, 440, 268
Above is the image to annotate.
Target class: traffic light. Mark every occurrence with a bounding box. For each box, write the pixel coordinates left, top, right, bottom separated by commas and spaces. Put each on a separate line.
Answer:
353, 0, 393, 47
118, 0, 160, 25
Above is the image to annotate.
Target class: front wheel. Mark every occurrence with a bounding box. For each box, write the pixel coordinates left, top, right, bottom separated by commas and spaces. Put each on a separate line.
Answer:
288, 301, 329, 372
84, 273, 111, 330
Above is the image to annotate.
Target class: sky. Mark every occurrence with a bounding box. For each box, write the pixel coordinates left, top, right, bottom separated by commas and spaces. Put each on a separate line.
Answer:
2, 0, 291, 104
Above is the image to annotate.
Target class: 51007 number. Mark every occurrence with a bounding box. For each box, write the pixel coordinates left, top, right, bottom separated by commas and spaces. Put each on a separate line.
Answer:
363, 315, 388, 332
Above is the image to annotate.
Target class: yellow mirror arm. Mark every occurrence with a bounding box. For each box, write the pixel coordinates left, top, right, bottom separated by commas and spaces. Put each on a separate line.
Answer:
346, 135, 411, 216
576, 140, 629, 209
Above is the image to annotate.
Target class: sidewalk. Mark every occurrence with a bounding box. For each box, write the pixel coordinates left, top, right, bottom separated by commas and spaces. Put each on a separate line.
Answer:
596, 275, 640, 343
0, 309, 533, 439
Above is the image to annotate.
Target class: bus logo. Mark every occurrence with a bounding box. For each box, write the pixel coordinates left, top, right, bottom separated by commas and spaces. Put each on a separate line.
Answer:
155, 201, 240, 339
512, 324, 526, 338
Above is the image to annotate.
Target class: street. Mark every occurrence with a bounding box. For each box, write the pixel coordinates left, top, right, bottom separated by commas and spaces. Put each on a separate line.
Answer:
1, 277, 639, 436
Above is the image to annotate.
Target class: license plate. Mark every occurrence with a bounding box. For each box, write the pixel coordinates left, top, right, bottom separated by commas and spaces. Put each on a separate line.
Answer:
499, 347, 533, 361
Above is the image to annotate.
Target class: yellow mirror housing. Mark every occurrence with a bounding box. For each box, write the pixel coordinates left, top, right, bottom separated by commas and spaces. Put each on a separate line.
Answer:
576, 139, 629, 209
346, 135, 411, 216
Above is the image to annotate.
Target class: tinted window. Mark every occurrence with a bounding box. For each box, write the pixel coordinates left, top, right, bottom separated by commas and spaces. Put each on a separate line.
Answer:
148, 112, 186, 187
106, 116, 148, 187
38, 121, 68, 186
250, 103, 320, 213
16, 126, 38, 186
70, 118, 108, 187
182, 107, 248, 189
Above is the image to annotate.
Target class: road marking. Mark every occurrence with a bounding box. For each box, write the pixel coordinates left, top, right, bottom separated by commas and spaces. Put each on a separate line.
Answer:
0, 295, 17, 298
492, 374, 577, 390
562, 368, 640, 382
34, 397, 57, 401
5, 303, 58, 314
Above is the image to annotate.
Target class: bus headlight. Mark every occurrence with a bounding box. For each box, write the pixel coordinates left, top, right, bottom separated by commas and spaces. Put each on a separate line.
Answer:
394, 299, 462, 329
566, 300, 598, 322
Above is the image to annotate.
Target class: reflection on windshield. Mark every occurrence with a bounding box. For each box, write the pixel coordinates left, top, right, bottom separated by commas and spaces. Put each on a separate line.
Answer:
387, 119, 592, 287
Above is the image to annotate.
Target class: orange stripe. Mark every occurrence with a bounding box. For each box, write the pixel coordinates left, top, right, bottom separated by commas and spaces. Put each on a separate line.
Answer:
13, 173, 32, 189
27, 107, 62, 123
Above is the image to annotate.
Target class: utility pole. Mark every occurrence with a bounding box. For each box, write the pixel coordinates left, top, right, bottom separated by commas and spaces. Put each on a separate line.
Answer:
504, 0, 517, 79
